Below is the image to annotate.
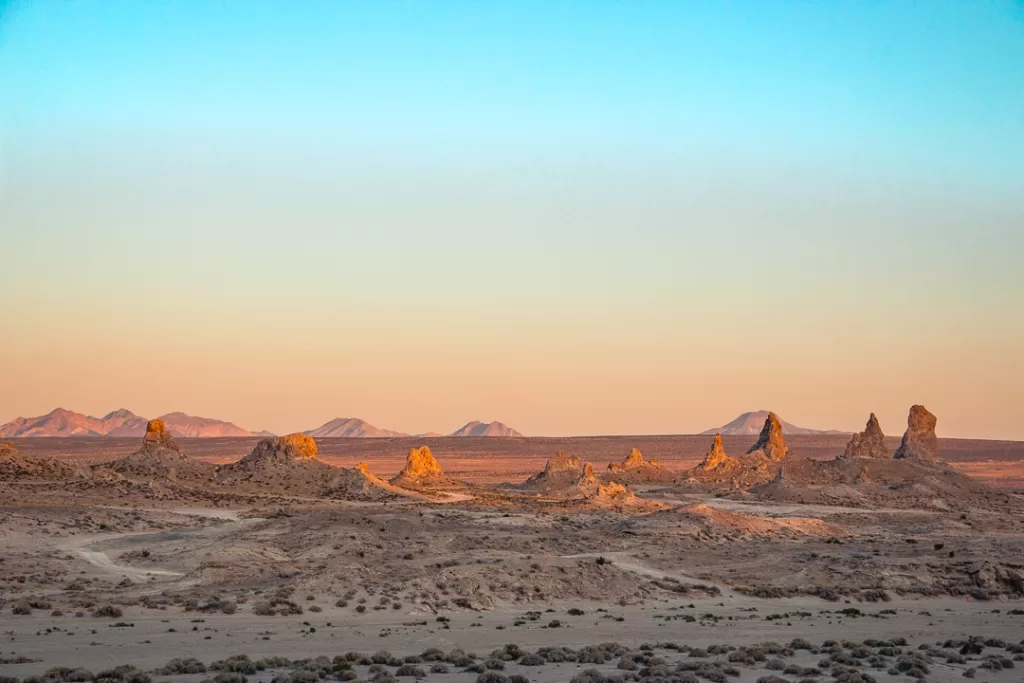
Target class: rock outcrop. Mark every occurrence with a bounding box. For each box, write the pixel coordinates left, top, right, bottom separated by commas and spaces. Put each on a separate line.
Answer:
698, 434, 737, 471
842, 413, 889, 459
244, 433, 319, 464
893, 405, 940, 461
605, 448, 675, 483
585, 481, 668, 513
215, 433, 332, 493
389, 446, 463, 490
140, 419, 180, 453
392, 446, 443, 481
746, 412, 790, 461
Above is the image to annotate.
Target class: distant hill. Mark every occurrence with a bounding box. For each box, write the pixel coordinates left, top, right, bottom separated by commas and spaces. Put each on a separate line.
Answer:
306, 417, 408, 438
701, 411, 847, 436
0, 408, 266, 438
450, 420, 523, 437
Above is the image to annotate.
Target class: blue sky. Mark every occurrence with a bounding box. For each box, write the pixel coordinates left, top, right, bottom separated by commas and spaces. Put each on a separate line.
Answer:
1, 1, 1022, 438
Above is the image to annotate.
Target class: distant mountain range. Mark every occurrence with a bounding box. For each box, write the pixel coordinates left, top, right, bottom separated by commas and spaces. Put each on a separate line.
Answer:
449, 420, 523, 437
306, 418, 407, 438
0, 409, 527, 439
305, 418, 523, 438
0, 408, 270, 438
701, 411, 848, 436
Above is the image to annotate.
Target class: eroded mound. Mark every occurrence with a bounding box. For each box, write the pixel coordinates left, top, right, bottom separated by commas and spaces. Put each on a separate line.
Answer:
678, 503, 844, 536
585, 481, 669, 512
321, 463, 419, 501
101, 419, 214, 482
604, 448, 676, 484
215, 433, 333, 493
0, 441, 81, 481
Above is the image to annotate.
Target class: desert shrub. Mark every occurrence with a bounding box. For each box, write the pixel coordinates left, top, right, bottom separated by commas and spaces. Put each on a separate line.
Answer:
757, 677, 790, 683
570, 671, 607, 683
697, 667, 727, 683
537, 647, 576, 663
0, 676, 20, 683
766, 659, 786, 670
475, 674, 509, 683
430, 664, 449, 674
420, 649, 444, 662
211, 656, 258, 675
519, 654, 544, 666
394, 665, 424, 678
213, 674, 247, 683
371, 651, 401, 667
94, 666, 150, 683
11, 604, 31, 616
157, 658, 207, 675
92, 605, 124, 619
370, 673, 395, 683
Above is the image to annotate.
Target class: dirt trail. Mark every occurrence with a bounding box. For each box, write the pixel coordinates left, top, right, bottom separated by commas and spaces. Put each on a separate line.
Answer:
59, 507, 256, 582
561, 551, 741, 598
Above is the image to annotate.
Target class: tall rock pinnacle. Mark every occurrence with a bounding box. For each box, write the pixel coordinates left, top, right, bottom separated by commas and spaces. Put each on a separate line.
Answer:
746, 412, 790, 461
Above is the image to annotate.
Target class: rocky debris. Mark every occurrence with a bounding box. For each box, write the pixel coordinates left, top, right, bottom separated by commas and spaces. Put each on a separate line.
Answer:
698, 434, 737, 472
842, 413, 889, 459
966, 561, 1024, 595
746, 412, 791, 461
894, 405, 940, 461
0, 441, 81, 481
519, 451, 600, 496
140, 418, 180, 452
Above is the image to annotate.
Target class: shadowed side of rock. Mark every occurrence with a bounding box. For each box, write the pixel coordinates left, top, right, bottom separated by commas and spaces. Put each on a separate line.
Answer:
893, 405, 940, 461
746, 412, 791, 461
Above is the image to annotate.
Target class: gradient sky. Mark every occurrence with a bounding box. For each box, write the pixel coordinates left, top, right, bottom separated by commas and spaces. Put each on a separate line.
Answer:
1, 1, 1023, 439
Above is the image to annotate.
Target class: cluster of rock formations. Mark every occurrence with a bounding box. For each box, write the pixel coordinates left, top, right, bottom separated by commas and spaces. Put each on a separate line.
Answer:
518, 450, 599, 495
6, 399, 987, 513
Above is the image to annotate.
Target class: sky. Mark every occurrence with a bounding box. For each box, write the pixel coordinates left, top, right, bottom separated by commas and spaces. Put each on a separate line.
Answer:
1, 1, 1023, 439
